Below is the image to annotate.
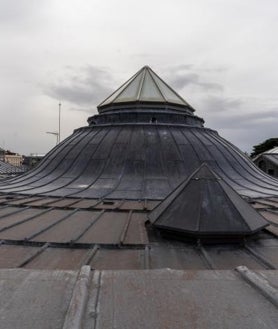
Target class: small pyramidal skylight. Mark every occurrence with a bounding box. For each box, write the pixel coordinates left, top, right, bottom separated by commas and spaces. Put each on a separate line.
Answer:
98, 66, 192, 109
148, 163, 268, 239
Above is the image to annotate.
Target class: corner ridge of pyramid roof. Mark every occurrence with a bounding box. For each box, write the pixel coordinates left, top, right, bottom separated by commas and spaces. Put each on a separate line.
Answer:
98, 66, 193, 110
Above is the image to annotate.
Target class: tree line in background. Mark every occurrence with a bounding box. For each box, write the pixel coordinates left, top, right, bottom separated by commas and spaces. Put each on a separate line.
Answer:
251, 138, 278, 157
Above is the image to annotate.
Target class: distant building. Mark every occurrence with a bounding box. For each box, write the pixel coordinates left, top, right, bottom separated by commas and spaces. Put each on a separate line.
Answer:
0, 149, 23, 167
23, 154, 45, 168
253, 146, 278, 177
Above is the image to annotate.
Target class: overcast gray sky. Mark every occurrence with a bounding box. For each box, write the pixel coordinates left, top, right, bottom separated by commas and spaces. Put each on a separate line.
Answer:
0, 0, 277, 155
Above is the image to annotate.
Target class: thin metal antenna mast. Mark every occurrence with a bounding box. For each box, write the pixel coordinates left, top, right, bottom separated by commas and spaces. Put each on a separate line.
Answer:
46, 132, 59, 145
58, 102, 61, 143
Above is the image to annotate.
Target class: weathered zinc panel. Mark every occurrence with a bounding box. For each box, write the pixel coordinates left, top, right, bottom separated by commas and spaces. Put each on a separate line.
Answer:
149, 244, 207, 270
77, 211, 127, 244
91, 269, 278, 329
0, 245, 40, 268
204, 246, 265, 270
122, 212, 148, 245
0, 209, 72, 240
32, 210, 102, 243
90, 249, 144, 270
0, 269, 77, 329
24, 248, 88, 270
1, 267, 278, 329
0, 208, 43, 232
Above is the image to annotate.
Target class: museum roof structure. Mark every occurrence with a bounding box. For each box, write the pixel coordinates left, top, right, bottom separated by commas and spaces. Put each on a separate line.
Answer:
0, 66, 277, 327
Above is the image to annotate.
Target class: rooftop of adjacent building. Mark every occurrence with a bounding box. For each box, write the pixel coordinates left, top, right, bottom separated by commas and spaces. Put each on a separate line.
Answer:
264, 146, 278, 154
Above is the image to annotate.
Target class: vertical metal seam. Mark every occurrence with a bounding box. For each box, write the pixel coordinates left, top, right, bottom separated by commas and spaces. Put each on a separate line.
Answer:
17, 242, 50, 268
26, 208, 79, 241
119, 210, 133, 245
71, 210, 105, 243
136, 67, 146, 101
0, 207, 54, 233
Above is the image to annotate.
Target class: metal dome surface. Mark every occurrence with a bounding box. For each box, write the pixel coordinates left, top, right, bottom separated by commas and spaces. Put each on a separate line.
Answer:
0, 66, 278, 200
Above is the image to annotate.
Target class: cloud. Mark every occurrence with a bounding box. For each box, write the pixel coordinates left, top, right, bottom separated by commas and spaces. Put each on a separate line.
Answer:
68, 107, 92, 113
207, 107, 278, 129
202, 95, 278, 128
171, 73, 223, 91
202, 95, 243, 113
43, 65, 114, 107
199, 94, 278, 152
0, 1, 29, 21
165, 65, 223, 92
198, 66, 228, 73
235, 109, 278, 124
43, 63, 223, 110
133, 53, 153, 59
0, 0, 45, 25
219, 121, 278, 154
171, 64, 194, 71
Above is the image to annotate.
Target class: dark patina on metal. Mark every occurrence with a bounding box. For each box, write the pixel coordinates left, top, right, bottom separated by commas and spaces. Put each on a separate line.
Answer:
148, 164, 268, 241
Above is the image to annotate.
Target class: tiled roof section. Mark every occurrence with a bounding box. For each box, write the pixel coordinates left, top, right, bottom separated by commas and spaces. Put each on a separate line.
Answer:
98, 66, 192, 109
149, 164, 268, 237
0, 160, 27, 175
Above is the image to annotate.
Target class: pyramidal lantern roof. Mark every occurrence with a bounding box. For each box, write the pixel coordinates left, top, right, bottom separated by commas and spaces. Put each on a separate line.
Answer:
98, 66, 194, 111
148, 164, 268, 241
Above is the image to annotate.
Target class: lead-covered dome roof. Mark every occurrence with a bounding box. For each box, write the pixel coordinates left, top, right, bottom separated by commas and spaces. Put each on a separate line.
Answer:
0, 66, 277, 201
